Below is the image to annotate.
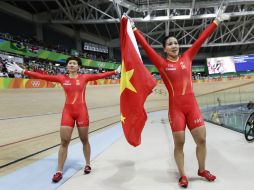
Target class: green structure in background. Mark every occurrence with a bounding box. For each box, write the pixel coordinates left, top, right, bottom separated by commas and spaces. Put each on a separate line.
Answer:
192, 65, 207, 73
0, 38, 159, 72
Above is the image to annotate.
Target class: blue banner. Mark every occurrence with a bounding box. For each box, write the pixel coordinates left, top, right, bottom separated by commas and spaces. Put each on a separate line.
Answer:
234, 55, 254, 72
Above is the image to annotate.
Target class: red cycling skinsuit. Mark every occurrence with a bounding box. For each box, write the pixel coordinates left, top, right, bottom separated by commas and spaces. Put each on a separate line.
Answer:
134, 22, 218, 132
24, 70, 116, 128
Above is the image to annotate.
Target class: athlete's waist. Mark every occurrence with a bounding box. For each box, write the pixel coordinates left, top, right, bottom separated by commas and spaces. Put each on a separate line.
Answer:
169, 92, 195, 98
64, 102, 86, 107
168, 93, 198, 107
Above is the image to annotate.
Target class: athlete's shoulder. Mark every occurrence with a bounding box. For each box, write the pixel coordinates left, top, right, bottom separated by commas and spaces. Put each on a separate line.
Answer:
78, 74, 88, 77
58, 74, 68, 78
181, 52, 191, 60
56, 74, 70, 81
75, 74, 90, 81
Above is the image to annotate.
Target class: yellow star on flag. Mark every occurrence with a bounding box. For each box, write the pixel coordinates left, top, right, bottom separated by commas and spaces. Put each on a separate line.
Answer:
121, 114, 126, 123
120, 61, 137, 94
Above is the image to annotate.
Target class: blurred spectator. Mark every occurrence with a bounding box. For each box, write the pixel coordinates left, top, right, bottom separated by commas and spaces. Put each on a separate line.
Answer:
0, 57, 9, 77
0, 32, 114, 62
152, 73, 161, 80
0, 53, 120, 79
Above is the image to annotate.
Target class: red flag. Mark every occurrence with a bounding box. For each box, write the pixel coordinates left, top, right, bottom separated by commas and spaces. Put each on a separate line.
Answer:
120, 16, 157, 147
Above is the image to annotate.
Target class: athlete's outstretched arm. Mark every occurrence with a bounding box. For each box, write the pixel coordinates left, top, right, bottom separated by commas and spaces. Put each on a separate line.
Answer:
133, 29, 164, 69
23, 70, 63, 83
124, 15, 163, 68
85, 70, 116, 81
185, 21, 218, 61
185, 11, 230, 61
6, 62, 63, 82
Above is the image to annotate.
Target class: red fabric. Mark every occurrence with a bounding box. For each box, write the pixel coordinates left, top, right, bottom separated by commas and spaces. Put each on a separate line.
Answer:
33, 69, 47, 75
169, 94, 204, 132
28, 69, 47, 79
24, 70, 115, 127
134, 22, 218, 98
120, 17, 156, 146
24, 70, 115, 105
134, 22, 217, 132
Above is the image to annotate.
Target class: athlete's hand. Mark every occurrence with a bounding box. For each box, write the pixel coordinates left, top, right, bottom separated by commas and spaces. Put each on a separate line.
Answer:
6, 62, 24, 74
115, 65, 121, 74
216, 4, 230, 22
123, 13, 135, 29
216, 13, 230, 22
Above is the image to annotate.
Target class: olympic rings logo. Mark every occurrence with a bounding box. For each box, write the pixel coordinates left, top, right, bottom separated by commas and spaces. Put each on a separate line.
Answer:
153, 88, 167, 96
31, 80, 41, 87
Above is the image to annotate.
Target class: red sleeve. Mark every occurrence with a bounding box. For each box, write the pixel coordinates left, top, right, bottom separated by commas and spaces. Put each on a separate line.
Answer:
24, 70, 63, 83
85, 71, 115, 81
134, 29, 164, 69
185, 22, 218, 61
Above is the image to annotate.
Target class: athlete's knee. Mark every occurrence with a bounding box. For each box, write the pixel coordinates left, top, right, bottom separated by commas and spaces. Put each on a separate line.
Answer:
174, 140, 185, 149
82, 139, 89, 145
61, 139, 71, 147
196, 137, 206, 146
80, 136, 89, 144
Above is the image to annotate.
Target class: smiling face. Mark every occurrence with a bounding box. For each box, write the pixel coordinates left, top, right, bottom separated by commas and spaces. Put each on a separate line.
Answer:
163, 37, 180, 60
67, 59, 79, 73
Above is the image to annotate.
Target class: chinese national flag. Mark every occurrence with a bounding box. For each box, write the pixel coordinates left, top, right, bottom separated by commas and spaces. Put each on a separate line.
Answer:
120, 16, 157, 147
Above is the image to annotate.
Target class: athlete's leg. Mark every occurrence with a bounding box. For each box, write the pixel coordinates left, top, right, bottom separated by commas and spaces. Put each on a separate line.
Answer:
190, 126, 216, 181
185, 95, 206, 171
190, 126, 206, 171
77, 126, 90, 166
57, 126, 74, 172
172, 131, 186, 177
169, 104, 186, 177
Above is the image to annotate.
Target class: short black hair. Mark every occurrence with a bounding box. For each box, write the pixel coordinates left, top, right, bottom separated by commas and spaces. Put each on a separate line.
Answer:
162, 35, 176, 48
66, 56, 82, 66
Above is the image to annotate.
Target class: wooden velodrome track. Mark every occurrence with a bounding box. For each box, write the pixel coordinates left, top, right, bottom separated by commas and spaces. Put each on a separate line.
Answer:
1, 78, 254, 176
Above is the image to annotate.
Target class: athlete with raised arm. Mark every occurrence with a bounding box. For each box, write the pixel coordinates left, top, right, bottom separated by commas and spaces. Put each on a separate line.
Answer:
125, 10, 229, 188
6, 56, 121, 183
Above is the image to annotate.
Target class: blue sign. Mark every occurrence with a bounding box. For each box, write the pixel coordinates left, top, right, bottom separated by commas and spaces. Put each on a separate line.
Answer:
234, 55, 254, 72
